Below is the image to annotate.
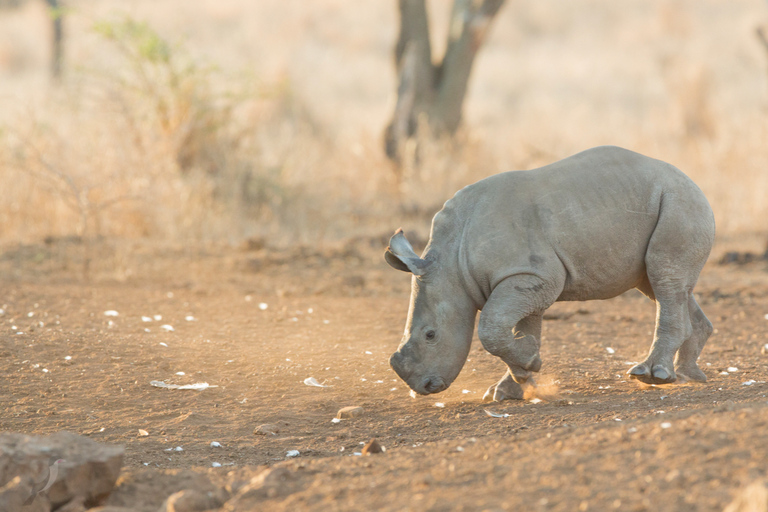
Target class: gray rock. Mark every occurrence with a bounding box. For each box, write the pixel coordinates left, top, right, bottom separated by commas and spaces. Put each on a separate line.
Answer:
0, 432, 123, 511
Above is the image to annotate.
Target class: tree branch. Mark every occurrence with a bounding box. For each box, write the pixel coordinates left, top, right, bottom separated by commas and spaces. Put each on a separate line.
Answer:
757, 26, 768, 55
433, 0, 505, 133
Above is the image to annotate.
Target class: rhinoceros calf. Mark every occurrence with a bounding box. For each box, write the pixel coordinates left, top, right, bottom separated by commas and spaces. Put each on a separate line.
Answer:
385, 146, 715, 402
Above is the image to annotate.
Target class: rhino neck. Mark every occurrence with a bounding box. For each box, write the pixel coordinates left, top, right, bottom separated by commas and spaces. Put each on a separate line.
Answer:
456, 224, 487, 310
426, 194, 486, 311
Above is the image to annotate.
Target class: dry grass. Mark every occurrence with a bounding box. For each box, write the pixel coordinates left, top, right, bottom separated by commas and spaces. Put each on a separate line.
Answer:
0, 0, 766, 251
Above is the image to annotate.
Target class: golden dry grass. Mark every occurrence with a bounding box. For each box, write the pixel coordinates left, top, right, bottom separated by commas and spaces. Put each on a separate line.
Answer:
0, 0, 766, 247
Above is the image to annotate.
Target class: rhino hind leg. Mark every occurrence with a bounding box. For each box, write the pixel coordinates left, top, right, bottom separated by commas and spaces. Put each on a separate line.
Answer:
628, 291, 690, 385
482, 372, 529, 402
674, 295, 712, 382
628, 193, 714, 385
631, 277, 711, 384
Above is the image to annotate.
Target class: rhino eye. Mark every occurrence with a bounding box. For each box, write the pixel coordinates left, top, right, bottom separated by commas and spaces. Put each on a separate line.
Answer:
425, 330, 436, 341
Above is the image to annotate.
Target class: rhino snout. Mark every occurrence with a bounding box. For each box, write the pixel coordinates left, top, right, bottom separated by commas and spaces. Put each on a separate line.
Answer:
389, 351, 413, 381
390, 351, 448, 395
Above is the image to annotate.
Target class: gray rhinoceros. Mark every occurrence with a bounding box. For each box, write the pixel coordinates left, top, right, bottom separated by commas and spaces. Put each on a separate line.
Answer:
385, 146, 715, 402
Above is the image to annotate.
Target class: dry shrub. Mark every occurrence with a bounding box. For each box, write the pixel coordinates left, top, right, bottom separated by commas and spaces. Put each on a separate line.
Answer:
0, 17, 398, 248
1, 0, 767, 257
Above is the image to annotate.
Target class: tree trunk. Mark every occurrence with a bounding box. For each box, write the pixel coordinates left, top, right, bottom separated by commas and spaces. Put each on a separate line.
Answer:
46, 0, 63, 80
385, 0, 505, 162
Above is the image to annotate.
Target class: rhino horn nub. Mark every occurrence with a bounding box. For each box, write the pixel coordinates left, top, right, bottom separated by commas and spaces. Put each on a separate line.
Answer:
385, 228, 430, 276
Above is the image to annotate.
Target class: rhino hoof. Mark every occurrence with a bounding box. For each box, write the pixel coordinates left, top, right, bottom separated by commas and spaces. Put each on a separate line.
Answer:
628, 364, 650, 378
676, 365, 707, 383
651, 365, 675, 382
628, 363, 677, 384
483, 376, 526, 402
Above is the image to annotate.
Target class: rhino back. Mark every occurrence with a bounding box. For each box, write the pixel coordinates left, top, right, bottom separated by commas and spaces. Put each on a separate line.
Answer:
442, 146, 710, 302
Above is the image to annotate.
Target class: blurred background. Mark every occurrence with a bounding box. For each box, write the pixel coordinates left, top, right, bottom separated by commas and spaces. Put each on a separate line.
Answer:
0, 0, 766, 258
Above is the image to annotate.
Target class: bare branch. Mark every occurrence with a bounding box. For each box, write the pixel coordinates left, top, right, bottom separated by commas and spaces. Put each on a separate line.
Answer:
757, 26, 768, 54
433, 0, 505, 133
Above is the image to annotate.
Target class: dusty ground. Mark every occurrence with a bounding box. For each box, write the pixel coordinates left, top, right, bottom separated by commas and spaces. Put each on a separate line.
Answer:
2, 237, 768, 511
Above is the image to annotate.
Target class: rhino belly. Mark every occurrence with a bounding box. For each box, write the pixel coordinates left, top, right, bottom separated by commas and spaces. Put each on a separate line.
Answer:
553, 213, 656, 302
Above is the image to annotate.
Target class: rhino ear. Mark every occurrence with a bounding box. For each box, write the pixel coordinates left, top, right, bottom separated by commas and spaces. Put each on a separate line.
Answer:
384, 229, 429, 276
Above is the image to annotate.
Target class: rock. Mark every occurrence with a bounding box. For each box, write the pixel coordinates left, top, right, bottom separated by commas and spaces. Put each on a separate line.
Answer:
361, 439, 383, 455
724, 479, 768, 512
253, 424, 280, 436
158, 488, 225, 512
58, 495, 86, 512
336, 406, 364, 419
0, 475, 48, 512
107, 469, 225, 512
87, 508, 141, 512
0, 431, 123, 510
223, 467, 298, 508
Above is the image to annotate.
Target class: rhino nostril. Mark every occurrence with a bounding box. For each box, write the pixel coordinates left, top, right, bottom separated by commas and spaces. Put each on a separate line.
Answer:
424, 377, 446, 393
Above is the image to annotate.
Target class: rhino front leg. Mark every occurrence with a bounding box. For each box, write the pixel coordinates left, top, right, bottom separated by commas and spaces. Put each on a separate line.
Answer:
478, 275, 560, 401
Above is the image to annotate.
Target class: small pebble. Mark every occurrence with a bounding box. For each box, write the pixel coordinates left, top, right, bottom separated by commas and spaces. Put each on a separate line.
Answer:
212, 462, 222, 467
727, 367, 739, 373
254, 424, 280, 436
361, 439, 384, 455
336, 406, 364, 419
660, 422, 672, 429
606, 347, 615, 354
258, 303, 268, 311
104, 310, 119, 317
161, 325, 174, 332
286, 450, 300, 458
211, 441, 222, 447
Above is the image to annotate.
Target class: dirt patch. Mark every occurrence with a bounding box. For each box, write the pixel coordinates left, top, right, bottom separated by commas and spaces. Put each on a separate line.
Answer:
2, 240, 768, 511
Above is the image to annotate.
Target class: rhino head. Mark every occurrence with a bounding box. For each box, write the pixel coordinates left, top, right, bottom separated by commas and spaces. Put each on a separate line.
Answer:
384, 229, 477, 395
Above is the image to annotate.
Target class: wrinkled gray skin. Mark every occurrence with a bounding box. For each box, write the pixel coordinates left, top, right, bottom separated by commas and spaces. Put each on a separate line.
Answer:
385, 146, 715, 401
